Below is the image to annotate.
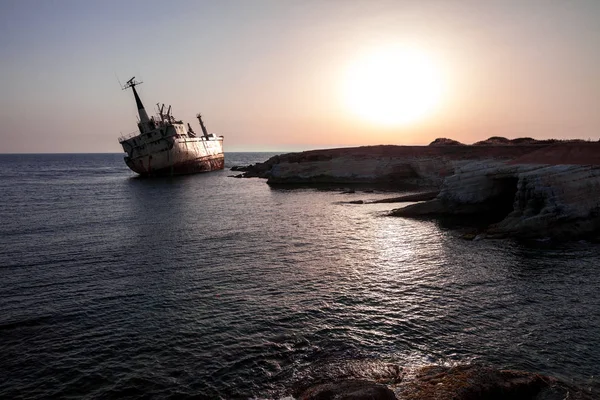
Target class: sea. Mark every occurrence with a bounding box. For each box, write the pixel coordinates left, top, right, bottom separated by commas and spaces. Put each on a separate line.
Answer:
1, 153, 599, 399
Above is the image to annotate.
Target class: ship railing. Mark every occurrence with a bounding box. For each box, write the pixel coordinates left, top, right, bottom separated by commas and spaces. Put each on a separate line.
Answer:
118, 130, 140, 143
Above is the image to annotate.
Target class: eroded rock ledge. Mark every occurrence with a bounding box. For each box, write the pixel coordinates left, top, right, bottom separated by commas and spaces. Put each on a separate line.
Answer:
235, 144, 547, 187
391, 143, 600, 240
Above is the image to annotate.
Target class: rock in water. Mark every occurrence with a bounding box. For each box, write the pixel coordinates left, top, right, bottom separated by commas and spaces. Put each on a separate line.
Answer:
371, 190, 440, 204
396, 365, 593, 400
298, 380, 397, 400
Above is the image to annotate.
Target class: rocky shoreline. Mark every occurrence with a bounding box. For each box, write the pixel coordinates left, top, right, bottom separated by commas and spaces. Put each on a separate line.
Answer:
294, 364, 594, 400
234, 139, 600, 241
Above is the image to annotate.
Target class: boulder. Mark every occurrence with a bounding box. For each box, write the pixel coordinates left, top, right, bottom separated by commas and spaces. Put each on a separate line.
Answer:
294, 364, 593, 400
429, 138, 465, 146
473, 136, 512, 146
298, 380, 397, 400
397, 364, 592, 400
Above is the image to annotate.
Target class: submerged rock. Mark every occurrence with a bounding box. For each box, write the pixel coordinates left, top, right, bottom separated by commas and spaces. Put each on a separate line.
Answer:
371, 191, 440, 204
230, 165, 250, 172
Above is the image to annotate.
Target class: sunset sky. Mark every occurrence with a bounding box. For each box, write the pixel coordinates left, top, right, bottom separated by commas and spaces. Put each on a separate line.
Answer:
1, 0, 599, 153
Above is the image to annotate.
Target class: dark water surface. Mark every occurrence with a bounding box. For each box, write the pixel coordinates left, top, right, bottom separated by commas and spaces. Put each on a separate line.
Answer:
1, 153, 599, 399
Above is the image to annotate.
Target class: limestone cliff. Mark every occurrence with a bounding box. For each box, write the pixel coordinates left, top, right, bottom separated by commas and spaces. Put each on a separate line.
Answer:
490, 164, 600, 239
392, 143, 600, 240
267, 155, 456, 187
237, 144, 543, 187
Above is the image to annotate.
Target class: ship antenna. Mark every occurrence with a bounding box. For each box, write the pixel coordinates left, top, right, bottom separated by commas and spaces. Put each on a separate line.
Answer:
123, 76, 150, 124
123, 76, 143, 90
115, 72, 123, 90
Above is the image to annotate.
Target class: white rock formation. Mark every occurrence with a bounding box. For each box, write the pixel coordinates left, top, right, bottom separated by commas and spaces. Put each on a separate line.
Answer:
489, 164, 600, 238
396, 160, 600, 239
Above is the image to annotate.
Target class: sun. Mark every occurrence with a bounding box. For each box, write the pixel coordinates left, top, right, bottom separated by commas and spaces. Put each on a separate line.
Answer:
342, 45, 445, 126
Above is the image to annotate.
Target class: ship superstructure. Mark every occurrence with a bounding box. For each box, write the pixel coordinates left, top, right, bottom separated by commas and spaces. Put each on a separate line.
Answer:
118, 77, 224, 176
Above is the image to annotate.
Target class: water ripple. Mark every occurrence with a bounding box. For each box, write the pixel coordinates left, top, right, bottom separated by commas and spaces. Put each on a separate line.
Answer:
1, 154, 599, 398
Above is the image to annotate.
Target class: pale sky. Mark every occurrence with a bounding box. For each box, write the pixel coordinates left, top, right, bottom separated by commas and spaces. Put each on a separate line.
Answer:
1, 0, 599, 153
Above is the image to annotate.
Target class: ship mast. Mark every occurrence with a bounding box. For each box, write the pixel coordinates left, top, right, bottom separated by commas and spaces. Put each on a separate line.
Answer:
197, 114, 209, 138
123, 77, 150, 124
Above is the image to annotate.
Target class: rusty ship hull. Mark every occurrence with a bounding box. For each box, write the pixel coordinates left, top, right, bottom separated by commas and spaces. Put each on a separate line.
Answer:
126, 153, 224, 177
122, 134, 224, 177
118, 77, 224, 177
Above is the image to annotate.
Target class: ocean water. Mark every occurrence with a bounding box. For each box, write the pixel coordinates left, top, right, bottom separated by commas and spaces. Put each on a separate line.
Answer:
1, 153, 599, 399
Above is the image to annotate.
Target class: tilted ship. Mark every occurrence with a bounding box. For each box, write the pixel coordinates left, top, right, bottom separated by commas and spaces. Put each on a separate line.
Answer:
118, 77, 224, 176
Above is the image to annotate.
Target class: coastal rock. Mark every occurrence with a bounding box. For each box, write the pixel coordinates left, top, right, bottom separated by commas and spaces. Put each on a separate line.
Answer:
236, 145, 544, 186
237, 142, 594, 186
473, 136, 513, 145
235, 154, 282, 178
396, 364, 592, 400
285, 150, 539, 189
267, 156, 440, 187
298, 380, 397, 400
472, 136, 575, 146
230, 165, 250, 172
237, 142, 600, 240
294, 364, 593, 400
370, 190, 440, 204
429, 138, 465, 146
392, 143, 600, 239
488, 164, 600, 239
